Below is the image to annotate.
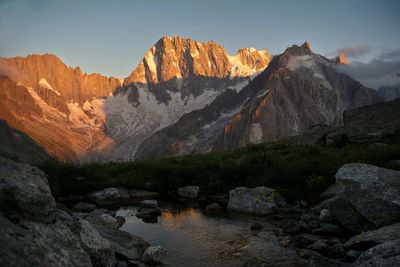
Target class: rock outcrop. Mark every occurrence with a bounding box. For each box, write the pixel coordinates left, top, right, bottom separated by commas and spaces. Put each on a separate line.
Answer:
354, 240, 400, 267
0, 156, 92, 266
0, 156, 151, 266
344, 223, 400, 250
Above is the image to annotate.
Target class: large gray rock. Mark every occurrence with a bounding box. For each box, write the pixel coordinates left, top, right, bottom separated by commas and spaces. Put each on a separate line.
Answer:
239, 231, 303, 266
227, 187, 286, 215
334, 163, 400, 226
96, 213, 121, 230
0, 214, 92, 267
94, 224, 150, 261
142, 246, 167, 265
0, 157, 93, 266
354, 240, 400, 267
128, 189, 159, 200
89, 187, 131, 207
0, 157, 57, 223
314, 197, 374, 233
177, 186, 199, 199
345, 223, 400, 250
76, 219, 115, 267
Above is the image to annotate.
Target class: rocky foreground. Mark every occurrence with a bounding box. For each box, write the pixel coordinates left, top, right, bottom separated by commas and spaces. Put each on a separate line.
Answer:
1, 155, 400, 266
0, 156, 166, 267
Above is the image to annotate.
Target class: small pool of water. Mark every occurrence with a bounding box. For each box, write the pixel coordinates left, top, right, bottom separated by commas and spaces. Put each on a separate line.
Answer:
117, 203, 278, 267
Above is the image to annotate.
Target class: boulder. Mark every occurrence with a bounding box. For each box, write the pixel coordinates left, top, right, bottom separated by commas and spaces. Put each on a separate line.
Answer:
354, 240, 400, 267
0, 157, 57, 223
238, 231, 303, 266
73, 208, 116, 225
89, 187, 131, 207
96, 214, 121, 230
140, 199, 158, 208
76, 218, 115, 267
314, 197, 374, 233
73, 202, 97, 212
136, 207, 161, 220
142, 246, 167, 265
0, 157, 92, 266
205, 202, 222, 213
334, 163, 400, 226
345, 223, 400, 250
227, 187, 286, 215
94, 224, 150, 261
0, 214, 92, 267
128, 189, 159, 200
177, 186, 199, 199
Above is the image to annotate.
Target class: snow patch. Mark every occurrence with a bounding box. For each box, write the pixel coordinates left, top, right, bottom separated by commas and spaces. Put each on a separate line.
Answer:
39, 78, 61, 96
190, 48, 199, 58
24, 84, 66, 119
286, 55, 314, 71
249, 123, 263, 143
228, 54, 262, 77
144, 49, 158, 80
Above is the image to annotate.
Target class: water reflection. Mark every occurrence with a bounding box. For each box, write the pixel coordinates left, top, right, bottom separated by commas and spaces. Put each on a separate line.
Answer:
117, 205, 271, 267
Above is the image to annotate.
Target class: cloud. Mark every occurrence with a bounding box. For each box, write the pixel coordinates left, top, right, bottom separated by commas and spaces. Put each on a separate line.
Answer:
378, 48, 400, 61
0, 58, 22, 78
335, 49, 400, 89
327, 45, 371, 59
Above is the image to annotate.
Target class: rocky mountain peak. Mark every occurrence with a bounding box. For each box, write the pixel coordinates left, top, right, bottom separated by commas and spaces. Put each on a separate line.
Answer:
124, 36, 271, 86
228, 47, 271, 77
283, 42, 313, 57
301, 41, 312, 51
336, 52, 349, 65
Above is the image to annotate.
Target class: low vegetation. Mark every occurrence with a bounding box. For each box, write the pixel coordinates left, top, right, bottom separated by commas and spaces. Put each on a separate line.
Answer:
41, 140, 400, 204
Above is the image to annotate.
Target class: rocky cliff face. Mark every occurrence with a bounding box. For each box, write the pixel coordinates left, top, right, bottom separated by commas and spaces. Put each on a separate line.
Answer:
124, 36, 270, 85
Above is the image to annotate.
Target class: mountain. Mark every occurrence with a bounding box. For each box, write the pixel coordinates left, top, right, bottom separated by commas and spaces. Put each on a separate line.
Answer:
134, 42, 382, 159
0, 36, 271, 162
333, 52, 349, 65
0, 60, 117, 161
378, 85, 400, 101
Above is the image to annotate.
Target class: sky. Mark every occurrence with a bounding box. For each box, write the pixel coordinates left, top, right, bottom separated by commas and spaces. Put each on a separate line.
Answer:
0, 0, 399, 80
